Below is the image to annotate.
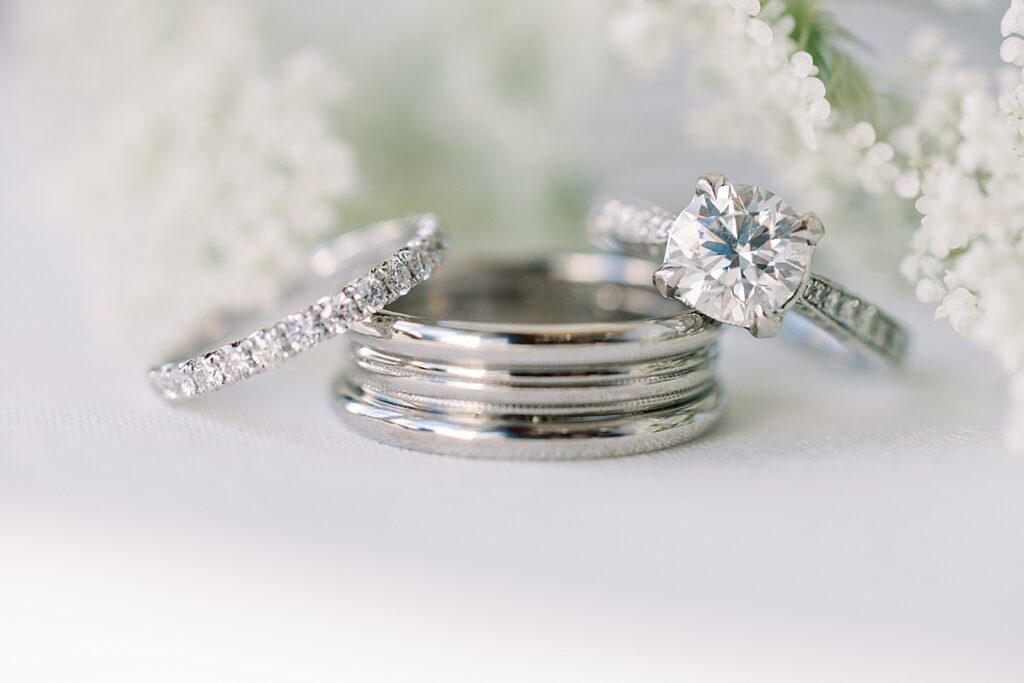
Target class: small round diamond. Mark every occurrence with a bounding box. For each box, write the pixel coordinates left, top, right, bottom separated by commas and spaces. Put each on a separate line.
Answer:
281, 309, 326, 354
223, 342, 254, 381
855, 306, 878, 338
192, 353, 225, 393
153, 363, 195, 400
357, 272, 390, 311
328, 288, 363, 333
388, 257, 414, 295
281, 314, 309, 354
249, 328, 287, 369
823, 290, 843, 317
401, 247, 428, 280
838, 297, 861, 327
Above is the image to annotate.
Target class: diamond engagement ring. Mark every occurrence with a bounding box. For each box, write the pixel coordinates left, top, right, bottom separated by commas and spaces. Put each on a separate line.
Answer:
587, 174, 908, 365
149, 214, 446, 401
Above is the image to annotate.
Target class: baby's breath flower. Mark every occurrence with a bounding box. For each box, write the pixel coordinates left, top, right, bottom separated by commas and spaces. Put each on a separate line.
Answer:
898, 1, 1024, 452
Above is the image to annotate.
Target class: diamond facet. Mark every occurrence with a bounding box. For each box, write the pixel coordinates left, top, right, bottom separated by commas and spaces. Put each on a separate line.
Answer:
389, 257, 414, 295
249, 328, 287, 369
224, 342, 253, 381
192, 354, 225, 393
153, 363, 195, 400
401, 247, 427, 280
281, 314, 310, 354
328, 287, 363, 333
658, 180, 818, 329
356, 271, 390, 311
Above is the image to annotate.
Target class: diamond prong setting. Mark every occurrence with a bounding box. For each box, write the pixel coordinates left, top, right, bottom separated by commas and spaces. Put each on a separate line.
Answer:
800, 211, 826, 245
748, 307, 783, 339
695, 172, 728, 198
653, 265, 680, 298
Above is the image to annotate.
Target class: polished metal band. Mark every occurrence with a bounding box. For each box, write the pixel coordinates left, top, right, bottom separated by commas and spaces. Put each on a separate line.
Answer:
334, 253, 726, 459
150, 215, 446, 400
588, 198, 908, 365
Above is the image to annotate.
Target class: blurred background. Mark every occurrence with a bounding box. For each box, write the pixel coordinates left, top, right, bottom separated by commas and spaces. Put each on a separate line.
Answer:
1, 0, 1009, 350
2, 1, 1023, 681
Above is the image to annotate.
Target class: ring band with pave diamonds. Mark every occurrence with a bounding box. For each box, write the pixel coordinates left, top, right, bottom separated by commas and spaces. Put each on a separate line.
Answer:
149, 214, 447, 401
587, 174, 908, 365
334, 253, 726, 459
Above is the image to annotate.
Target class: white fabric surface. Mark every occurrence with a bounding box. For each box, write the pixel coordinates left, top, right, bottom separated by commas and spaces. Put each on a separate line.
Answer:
3, 9, 1024, 680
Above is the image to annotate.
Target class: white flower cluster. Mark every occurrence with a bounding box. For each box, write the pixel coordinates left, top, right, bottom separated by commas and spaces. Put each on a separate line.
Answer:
13, 0, 357, 353
611, 0, 831, 149
608, 0, 897, 218
901, 2, 1024, 448
610, 0, 1024, 449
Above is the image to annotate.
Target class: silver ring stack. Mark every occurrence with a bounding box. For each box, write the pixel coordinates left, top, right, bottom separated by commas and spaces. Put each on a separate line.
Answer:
334, 253, 726, 459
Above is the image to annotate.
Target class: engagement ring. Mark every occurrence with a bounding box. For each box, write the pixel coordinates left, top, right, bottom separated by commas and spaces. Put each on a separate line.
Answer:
588, 174, 908, 365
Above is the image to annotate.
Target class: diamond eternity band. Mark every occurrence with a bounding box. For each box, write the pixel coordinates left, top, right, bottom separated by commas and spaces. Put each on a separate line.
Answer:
149, 215, 446, 401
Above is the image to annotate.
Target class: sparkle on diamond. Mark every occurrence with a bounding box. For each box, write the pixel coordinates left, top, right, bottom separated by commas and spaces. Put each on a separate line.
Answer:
663, 182, 814, 327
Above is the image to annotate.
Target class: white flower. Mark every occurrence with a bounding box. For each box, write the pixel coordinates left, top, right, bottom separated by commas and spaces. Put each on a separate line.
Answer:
936, 287, 982, 336
916, 278, 947, 303
898, 2, 1024, 449
610, 0, 836, 153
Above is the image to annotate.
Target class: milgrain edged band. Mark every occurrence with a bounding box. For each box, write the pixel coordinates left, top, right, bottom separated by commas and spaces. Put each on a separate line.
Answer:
149, 214, 446, 401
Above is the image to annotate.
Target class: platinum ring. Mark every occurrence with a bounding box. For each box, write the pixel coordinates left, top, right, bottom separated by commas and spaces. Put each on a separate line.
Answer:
149, 214, 446, 400
587, 173, 909, 365
334, 253, 726, 459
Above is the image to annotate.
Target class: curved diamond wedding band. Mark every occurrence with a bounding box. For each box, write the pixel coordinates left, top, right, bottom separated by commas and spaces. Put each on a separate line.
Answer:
149, 215, 446, 400
588, 174, 908, 365
335, 253, 726, 459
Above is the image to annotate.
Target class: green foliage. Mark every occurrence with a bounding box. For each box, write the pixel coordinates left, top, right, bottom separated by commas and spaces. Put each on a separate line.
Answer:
784, 0, 875, 122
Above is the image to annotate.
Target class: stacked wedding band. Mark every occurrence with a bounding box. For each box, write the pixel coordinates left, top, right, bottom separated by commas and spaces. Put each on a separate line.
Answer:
150, 215, 446, 400
334, 254, 726, 459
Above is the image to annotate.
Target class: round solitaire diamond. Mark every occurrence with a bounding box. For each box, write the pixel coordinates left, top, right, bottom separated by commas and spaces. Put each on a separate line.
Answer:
659, 181, 817, 328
